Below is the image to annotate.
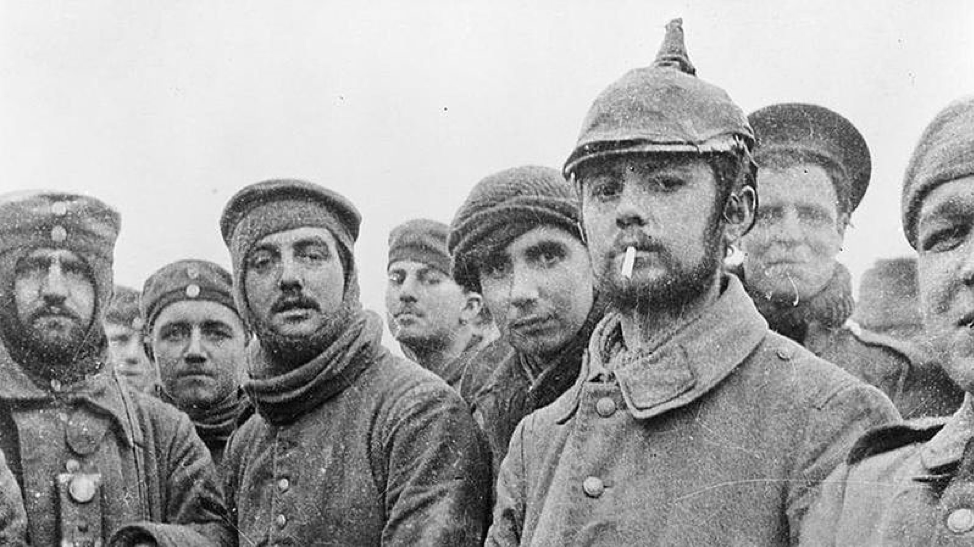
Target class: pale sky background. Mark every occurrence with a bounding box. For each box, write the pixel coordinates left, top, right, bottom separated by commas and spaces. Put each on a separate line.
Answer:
2, 0, 973, 340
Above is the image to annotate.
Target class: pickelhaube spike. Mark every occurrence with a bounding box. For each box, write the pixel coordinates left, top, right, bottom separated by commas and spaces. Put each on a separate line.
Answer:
653, 18, 696, 75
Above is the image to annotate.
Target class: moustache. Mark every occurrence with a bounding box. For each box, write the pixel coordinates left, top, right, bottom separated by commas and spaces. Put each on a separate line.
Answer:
610, 232, 665, 257
29, 306, 82, 324
394, 305, 423, 318
271, 295, 320, 314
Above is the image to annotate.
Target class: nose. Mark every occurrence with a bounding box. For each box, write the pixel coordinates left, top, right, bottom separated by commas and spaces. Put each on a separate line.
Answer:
41, 260, 69, 301
961, 240, 974, 287
615, 177, 649, 230
183, 328, 207, 363
278, 253, 303, 292
772, 210, 803, 244
398, 276, 419, 303
122, 336, 145, 365
508, 263, 540, 310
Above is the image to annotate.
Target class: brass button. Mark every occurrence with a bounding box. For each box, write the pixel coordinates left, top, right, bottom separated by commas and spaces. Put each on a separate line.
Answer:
275, 514, 287, 528
278, 478, 290, 492
51, 202, 68, 216
65, 459, 81, 473
68, 475, 97, 503
185, 284, 201, 298
50, 379, 62, 392
595, 397, 616, 417
947, 507, 974, 534
776, 348, 792, 361
50, 225, 67, 243
582, 476, 604, 498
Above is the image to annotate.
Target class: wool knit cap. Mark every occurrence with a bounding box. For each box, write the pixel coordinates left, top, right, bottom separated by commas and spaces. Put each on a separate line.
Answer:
0, 190, 120, 327
852, 256, 921, 332
564, 18, 754, 177
141, 259, 241, 332
388, 219, 451, 275
448, 165, 581, 293
748, 103, 871, 214
219, 179, 362, 327
105, 284, 144, 330
902, 96, 974, 249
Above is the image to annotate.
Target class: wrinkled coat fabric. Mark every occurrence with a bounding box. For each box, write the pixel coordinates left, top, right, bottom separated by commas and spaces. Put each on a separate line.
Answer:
800, 396, 974, 545
0, 448, 26, 546
487, 276, 899, 546
0, 345, 232, 547
223, 312, 491, 546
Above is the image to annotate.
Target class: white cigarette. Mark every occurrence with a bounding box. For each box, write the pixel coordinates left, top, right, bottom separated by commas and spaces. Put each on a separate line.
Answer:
621, 246, 636, 279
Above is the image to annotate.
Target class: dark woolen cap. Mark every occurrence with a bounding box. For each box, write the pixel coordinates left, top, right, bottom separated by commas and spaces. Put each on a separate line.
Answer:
388, 219, 451, 275
902, 96, 974, 249
564, 18, 754, 177
105, 285, 143, 329
448, 165, 581, 293
141, 259, 240, 331
852, 257, 920, 331
749, 103, 871, 213
0, 191, 120, 322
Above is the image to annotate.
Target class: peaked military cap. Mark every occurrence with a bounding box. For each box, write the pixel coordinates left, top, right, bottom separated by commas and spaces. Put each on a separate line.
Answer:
749, 103, 872, 213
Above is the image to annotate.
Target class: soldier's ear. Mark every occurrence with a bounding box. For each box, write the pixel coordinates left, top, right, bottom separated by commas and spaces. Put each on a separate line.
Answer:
723, 186, 756, 242
460, 292, 484, 327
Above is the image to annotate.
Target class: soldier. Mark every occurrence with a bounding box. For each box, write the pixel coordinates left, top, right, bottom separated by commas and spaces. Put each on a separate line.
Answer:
385, 218, 491, 388
739, 102, 961, 418
800, 96, 974, 545
105, 284, 159, 394
219, 179, 490, 545
487, 20, 898, 545
141, 259, 252, 464
448, 165, 607, 476
0, 191, 231, 546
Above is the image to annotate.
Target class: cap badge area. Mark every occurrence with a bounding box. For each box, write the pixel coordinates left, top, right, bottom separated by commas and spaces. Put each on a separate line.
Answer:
185, 284, 201, 298
50, 225, 67, 243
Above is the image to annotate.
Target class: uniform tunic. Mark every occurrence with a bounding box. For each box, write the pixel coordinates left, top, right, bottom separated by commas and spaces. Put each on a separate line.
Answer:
223, 329, 491, 546
0, 347, 232, 546
800, 395, 974, 545
487, 276, 899, 546
0, 448, 26, 546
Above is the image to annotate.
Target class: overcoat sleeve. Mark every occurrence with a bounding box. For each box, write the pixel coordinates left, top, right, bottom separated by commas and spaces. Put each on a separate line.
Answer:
109, 413, 234, 547
379, 383, 492, 546
0, 449, 27, 547
485, 415, 529, 546
796, 461, 852, 546
786, 383, 899, 542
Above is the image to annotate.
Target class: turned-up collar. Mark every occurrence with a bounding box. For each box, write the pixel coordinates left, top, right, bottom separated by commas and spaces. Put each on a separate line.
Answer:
0, 342, 135, 447
921, 393, 974, 470
556, 275, 768, 423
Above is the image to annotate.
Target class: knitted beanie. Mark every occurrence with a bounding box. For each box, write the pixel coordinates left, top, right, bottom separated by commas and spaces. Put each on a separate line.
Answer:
448, 165, 581, 293
902, 96, 974, 248
105, 285, 143, 329
219, 179, 362, 329
852, 257, 921, 332
141, 259, 241, 333
388, 219, 451, 275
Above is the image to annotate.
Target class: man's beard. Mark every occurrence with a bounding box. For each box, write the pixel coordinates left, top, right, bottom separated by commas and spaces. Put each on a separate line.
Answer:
20, 313, 90, 366
253, 302, 350, 371
600, 217, 724, 316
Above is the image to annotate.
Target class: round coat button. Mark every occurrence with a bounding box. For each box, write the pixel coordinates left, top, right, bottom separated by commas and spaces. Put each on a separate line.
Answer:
595, 397, 617, 417
185, 284, 201, 298
275, 514, 287, 528
51, 202, 68, 216
582, 476, 604, 498
278, 478, 290, 492
65, 459, 81, 473
50, 225, 67, 243
947, 507, 974, 534
69, 475, 97, 503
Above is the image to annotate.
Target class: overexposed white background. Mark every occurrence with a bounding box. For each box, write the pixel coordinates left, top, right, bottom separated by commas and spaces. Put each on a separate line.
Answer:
2, 0, 973, 339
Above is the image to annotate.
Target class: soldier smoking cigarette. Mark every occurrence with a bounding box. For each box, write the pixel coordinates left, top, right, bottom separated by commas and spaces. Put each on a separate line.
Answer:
621, 246, 636, 279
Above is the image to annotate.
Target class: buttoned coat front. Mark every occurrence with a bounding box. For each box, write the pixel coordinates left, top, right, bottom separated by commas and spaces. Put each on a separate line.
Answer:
222, 347, 491, 546
487, 276, 900, 546
800, 396, 974, 545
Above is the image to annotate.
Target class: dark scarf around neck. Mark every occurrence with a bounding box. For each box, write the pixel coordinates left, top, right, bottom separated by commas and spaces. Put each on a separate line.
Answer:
745, 263, 855, 344
244, 309, 384, 426
159, 386, 250, 449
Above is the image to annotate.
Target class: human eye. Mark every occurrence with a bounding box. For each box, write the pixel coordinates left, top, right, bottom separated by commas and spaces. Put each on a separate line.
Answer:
203, 324, 233, 341
160, 324, 190, 342
246, 249, 276, 273
15, 256, 47, 276
586, 176, 622, 202
920, 221, 970, 253
420, 270, 445, 286
481, 256, 511, 280
754, 207, 781, 224
798, 207, 831, 226
530, 243, 566, 268
387, 270, 405, 285
652, 175, 685, 192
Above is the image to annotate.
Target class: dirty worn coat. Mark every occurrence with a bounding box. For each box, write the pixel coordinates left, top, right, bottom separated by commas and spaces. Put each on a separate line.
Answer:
0, 448, 26, 546
487, 275, 899, 546
800, 395, 974, 545
223, 312, 491, 546
0, 346, 232, 546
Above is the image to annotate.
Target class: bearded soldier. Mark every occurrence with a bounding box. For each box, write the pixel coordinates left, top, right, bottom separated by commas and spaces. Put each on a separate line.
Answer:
220, 179, 490, 546
0, 191, 231, 546
486, 20, 898, 545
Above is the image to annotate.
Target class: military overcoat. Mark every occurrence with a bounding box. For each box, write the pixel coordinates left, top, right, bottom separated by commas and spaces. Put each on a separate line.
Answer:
487, 276, 899, 546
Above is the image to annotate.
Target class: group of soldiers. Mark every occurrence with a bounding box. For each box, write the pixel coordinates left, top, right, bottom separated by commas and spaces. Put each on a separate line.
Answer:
1, 18, 974, 546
